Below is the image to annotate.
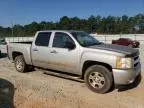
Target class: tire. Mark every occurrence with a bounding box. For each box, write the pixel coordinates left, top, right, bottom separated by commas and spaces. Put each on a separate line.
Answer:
84, 65, 113, 94
14, 55, 28, 73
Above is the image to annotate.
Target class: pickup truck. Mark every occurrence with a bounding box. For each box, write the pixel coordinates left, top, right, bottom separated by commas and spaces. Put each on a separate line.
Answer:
7, 30, 141, 93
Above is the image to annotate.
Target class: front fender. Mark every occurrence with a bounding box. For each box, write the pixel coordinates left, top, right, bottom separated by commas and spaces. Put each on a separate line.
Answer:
80, 51, 116, 73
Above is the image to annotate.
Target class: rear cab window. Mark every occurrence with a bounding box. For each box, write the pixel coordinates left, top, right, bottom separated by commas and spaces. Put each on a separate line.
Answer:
35, 32, 52, 47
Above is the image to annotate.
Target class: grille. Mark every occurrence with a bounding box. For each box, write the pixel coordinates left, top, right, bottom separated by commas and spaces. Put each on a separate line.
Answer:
133, 55, 140, 68
134, 56, 139, 61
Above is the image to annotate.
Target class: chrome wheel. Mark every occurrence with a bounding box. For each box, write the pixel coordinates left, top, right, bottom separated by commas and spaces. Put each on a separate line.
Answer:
16, 58, 23, 71
14, 55, 28, 73
88, 72, 105, 89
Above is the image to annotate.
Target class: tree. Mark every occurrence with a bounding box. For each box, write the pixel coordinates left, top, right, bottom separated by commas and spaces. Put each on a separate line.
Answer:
0, 14, 144, 37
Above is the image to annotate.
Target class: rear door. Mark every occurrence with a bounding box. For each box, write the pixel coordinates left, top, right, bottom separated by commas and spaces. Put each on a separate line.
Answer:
31, 32, 53, 68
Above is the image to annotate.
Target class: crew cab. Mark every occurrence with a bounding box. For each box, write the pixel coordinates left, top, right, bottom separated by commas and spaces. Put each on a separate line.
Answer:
7, 31, 141, 93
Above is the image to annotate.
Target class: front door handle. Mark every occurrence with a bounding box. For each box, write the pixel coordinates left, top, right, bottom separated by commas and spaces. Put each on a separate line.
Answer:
32, 48, 38, 51
50, 50, 57, 54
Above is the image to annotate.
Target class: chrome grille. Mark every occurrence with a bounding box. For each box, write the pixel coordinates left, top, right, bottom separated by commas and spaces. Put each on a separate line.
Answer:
133, 55, 140, 68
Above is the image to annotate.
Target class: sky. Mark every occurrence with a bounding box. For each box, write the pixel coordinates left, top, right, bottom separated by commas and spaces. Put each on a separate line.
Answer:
0, 0, 144, 27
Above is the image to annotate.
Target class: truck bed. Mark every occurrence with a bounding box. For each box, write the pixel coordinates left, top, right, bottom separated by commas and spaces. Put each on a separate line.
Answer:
7, 42, 32, 65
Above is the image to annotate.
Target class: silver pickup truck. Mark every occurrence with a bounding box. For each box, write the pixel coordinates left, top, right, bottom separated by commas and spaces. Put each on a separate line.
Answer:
7, 30, 141, 93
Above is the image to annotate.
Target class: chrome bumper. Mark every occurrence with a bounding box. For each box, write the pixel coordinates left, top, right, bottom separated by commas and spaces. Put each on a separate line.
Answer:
113, 63, 141, 85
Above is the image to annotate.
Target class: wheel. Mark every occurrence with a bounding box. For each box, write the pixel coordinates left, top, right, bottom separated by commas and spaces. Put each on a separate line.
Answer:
14, 55, 28, 73
84, 65, 113, 94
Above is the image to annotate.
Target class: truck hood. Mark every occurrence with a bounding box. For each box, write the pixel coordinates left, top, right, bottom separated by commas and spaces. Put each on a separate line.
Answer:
88, 44, 139, 57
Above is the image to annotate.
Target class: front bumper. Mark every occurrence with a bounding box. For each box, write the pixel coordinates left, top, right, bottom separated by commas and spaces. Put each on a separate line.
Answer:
112, 63, 141, 85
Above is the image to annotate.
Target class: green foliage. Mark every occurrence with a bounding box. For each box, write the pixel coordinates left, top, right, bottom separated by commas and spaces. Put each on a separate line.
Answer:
0, 14, 144, 37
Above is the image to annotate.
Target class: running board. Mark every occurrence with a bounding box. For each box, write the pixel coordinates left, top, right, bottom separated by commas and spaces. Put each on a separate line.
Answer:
43, 70, 84, 83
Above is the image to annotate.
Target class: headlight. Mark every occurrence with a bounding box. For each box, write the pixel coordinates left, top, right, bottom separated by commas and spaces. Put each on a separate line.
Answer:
116, 57, 132, 69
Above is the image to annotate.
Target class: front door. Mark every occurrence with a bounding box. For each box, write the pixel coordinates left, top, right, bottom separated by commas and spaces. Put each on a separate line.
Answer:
48, 32, 80, 74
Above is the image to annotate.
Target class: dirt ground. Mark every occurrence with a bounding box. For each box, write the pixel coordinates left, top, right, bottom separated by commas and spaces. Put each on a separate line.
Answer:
0, 57, 144, 108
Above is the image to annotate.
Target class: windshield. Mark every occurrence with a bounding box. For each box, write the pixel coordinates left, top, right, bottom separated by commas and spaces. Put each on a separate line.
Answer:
71, 32, 101, 47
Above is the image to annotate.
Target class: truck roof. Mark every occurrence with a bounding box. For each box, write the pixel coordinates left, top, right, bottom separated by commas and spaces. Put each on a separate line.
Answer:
37, 30, 84, 33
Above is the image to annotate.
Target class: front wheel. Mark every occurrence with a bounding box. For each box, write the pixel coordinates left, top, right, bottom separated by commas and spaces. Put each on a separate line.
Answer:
14, 55, 28, 73
84, 65, 113, 94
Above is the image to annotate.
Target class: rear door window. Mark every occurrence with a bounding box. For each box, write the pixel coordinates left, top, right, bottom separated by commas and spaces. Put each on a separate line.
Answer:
35, 32, 51, 47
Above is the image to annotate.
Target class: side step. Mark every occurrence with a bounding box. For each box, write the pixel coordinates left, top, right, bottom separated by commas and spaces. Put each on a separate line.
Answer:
43, 70, 84, 83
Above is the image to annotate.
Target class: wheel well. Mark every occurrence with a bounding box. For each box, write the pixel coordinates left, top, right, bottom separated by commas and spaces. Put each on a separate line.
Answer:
82, 61, 112, 79
12, 52, 23, 60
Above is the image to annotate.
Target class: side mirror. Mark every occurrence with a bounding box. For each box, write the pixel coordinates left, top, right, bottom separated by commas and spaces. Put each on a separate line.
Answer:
66, 41, 75, 50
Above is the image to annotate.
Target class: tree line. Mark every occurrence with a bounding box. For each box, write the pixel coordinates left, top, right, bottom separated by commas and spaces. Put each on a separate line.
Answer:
0, 14, 144, 37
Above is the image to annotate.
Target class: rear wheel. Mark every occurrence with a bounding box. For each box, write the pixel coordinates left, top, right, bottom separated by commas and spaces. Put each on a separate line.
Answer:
14, 55, 28, 73
84, 65, 113, 94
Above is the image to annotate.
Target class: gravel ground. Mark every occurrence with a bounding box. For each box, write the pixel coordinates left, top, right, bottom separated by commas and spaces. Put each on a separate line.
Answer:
0, 57, 144, 108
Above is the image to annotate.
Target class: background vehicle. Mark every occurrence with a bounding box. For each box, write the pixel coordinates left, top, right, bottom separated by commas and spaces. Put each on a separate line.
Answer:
112, 38, 140, 48
7, 31, 141, 93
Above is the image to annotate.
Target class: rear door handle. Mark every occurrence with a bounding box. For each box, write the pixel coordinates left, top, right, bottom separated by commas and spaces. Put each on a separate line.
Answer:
32, 48, 38, 51
50, 50, 57, 54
